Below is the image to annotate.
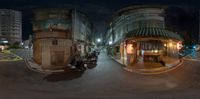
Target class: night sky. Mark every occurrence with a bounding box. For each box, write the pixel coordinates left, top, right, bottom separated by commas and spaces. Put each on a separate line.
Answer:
0, 0, 199, 42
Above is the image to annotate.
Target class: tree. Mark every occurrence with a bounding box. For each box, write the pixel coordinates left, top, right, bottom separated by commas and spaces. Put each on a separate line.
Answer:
9, 42, 21, 49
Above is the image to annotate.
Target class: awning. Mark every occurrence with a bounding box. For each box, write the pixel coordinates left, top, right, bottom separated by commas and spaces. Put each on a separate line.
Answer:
139, 41, 164, 50
126, 27, 183, 41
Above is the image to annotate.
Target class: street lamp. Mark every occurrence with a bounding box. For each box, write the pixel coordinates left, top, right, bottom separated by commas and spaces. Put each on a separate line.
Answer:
109, 41, 112, 45
97, 38, 101, 43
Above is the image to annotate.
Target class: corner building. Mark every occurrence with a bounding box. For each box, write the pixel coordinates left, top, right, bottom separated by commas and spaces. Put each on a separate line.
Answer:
106, 5, 183, 70
33, 9, 94, 70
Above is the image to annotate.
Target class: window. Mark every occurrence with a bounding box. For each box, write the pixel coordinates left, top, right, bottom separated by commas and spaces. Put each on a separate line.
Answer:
52, 40, 58, 45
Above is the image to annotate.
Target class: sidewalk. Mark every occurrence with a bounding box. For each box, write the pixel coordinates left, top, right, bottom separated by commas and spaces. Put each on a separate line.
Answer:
25, 59, 65, 74
109, 55, 183, 75
124, 59, 183, 75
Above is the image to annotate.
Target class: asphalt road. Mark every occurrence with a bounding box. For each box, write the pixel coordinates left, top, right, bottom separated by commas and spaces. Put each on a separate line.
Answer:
0, 52, 200, 99
11, 49, 33, 59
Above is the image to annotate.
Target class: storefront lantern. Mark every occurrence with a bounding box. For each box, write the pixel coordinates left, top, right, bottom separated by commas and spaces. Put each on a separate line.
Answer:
169, 42, 173, 47
177, 42, 183, 50
164, 43, 167, 47
127, 44, 134, 54
154, 50, 158, 53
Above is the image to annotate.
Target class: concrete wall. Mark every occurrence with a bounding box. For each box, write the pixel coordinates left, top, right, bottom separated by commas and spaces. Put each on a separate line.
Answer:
33, 9, 94, 70
34, 38, 72, 69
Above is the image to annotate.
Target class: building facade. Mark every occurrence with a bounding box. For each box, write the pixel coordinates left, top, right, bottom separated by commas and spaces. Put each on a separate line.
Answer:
0, 9, 22, 45
32, 8, 95, 70
106, 5, 182, 70
72, 10, 96, 56
199, 10, 200, 43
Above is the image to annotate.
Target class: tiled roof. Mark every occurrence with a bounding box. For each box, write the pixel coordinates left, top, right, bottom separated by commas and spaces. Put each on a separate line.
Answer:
126, 27, 182, 40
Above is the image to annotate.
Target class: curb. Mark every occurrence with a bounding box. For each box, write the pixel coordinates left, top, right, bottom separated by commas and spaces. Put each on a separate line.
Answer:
123, 59, 184, 75
109, 55, 126, 66
24, 59, 49, 74
183, 58, 200, 62
24, 59, 65, 74
109, 55, 184, 75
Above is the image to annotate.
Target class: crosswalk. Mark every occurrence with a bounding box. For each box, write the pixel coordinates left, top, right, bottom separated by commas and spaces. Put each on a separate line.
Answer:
10, 49, 33, 59
183, 51, 200, 61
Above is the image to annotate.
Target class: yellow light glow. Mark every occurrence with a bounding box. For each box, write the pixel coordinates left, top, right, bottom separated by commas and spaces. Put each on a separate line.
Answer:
164, 44, 167, 47
154, 50, 158, 53
127, 44, 133, 54
169, 43, 173, 47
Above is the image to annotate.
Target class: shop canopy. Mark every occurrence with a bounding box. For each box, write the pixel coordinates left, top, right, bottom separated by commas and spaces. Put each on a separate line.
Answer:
126, 27, 182, 41
139, 40, 164, 50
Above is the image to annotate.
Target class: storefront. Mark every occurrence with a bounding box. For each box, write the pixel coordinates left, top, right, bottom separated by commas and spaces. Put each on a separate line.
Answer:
124, 27, 182, 67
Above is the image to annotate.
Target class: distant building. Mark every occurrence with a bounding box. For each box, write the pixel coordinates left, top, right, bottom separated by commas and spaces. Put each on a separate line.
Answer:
22, 35, 33, 49
32, 8, 95, 70
0, 9, 22, 45
106, 5, 182, 70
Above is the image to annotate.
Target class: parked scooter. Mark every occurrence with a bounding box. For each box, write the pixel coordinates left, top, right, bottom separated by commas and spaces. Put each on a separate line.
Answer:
84, 51, 98, 64
69, 55, 86, 71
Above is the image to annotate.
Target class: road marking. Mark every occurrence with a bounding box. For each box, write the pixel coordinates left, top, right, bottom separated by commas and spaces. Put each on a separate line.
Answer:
0, 51, 23, 62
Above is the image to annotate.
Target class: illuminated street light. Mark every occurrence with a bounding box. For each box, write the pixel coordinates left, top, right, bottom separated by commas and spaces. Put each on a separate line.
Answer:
109, 41, 112, 45
97, 38, 101, 43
